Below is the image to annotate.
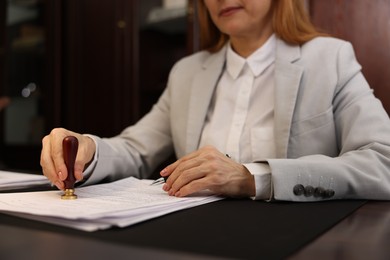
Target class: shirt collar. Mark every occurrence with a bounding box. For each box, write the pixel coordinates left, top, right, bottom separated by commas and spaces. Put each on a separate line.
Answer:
226, 34, 276, 79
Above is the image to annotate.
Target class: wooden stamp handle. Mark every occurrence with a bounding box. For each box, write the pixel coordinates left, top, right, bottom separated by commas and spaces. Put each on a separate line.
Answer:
63, 136, 79, 189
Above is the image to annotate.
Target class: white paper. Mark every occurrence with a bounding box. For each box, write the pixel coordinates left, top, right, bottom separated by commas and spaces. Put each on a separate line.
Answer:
0, 177, 224, 231
0, 170, 51, 191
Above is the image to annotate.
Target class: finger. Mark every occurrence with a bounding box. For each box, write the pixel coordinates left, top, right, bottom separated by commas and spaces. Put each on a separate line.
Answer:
170, 155, 230, 196
163, 146, 222, 192
161, 152, 197, 190
167, 157, 209, 195
161, 162, 181, 192
73, 142, 87, 181
161, 149, 201, 177
160, 160, 182, 191
168, 163, 208, 196
171, 152, 238, 197
49, 129, 69, 181
73, 135, 96, 181
73, 161, 85, 181
174, 178, 211, 197
40, 137, 63, 190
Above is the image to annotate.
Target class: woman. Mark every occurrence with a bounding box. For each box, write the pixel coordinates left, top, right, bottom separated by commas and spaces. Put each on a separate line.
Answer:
41, 0, 390, 201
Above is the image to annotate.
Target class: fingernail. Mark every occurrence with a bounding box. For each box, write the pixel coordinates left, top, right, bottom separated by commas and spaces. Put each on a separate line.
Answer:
55, 181, 62, 190
58, 171, 64, 180
163, 184, 168, 191
175, 192, 181, 197
76, 172, 83, 181
160, 168, 167, 175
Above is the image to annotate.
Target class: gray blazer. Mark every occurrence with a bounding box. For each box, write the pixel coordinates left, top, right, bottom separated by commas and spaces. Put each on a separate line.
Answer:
85, 37, 390, 201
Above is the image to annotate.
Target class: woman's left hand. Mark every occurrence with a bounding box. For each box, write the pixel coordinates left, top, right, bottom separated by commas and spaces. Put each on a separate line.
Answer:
160, 146, 255, 198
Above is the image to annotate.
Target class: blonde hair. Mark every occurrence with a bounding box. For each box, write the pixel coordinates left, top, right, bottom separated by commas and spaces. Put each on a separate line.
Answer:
197, 0, 326, 52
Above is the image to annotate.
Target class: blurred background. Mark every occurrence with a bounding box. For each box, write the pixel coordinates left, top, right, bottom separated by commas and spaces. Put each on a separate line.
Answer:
0, 0, 389, 172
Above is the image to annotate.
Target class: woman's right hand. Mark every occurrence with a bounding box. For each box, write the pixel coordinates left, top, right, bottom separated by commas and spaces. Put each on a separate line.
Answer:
40, 128, 96, 190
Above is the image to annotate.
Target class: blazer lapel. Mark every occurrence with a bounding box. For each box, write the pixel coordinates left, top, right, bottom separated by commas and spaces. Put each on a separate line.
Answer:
274, 39, 303, 158
186, 47, 227, 153
184, 40, 303, 158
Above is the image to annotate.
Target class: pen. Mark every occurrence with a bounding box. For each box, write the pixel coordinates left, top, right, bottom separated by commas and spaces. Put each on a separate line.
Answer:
150, 176, 168, 185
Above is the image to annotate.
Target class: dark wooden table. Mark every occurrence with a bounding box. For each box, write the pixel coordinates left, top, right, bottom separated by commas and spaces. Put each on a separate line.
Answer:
289, 201, 390, 259
0, 200, 389, 259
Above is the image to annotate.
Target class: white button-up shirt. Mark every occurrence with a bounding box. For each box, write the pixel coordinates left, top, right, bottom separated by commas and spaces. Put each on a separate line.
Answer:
199, 35, 276, 200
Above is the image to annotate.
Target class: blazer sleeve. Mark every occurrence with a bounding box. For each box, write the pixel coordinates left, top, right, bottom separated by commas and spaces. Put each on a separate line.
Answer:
269, 41, 390, 201
79, 51, 210, 186
81, 83, 175, 185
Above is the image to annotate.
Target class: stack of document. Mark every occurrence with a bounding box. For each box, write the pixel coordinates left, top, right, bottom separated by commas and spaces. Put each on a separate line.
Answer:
0, 170, 51, 191
0, 176, 224, 231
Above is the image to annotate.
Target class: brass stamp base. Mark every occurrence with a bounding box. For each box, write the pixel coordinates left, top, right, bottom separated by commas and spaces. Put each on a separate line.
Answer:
61, 188, 77, 200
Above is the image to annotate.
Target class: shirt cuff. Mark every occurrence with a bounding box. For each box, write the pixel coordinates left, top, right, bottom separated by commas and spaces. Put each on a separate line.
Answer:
243, 162, 272, 201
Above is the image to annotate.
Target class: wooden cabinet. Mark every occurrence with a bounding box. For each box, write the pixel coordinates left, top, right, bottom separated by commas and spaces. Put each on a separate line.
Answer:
63, 0, 137, 136
0, 0, 61, 170
63, 0, 195, 136
0, 0, 196, 171
2, 0, 387, 172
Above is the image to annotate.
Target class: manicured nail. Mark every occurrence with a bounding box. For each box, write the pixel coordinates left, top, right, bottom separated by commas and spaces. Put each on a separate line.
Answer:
160, 168, 168, 175
58, 171, 64, 180
55, 181, 62, 190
